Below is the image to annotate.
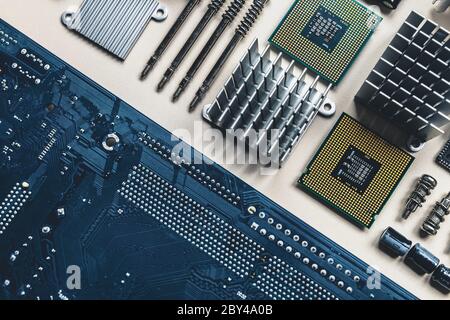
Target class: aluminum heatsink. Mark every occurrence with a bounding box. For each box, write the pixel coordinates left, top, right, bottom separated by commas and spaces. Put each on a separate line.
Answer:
61, 0, 168, 60
355, 11, 450, 150
203, 39, 335, 167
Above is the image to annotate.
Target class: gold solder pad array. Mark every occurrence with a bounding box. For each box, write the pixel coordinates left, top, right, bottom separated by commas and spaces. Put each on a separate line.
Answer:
299, 114, 414, 228
269, 0, 382, 85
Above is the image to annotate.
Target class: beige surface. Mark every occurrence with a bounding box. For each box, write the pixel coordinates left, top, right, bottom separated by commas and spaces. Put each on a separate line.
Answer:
1, 0, 449, 300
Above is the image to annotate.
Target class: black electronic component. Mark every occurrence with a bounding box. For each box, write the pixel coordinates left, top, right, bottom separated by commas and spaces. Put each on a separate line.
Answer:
172, 0, 246, 102
301, 6, 349, 53
405, 244, 440, 275
421, 193, 450, 236
431, 265, 450, 292
403, 175, 438, 220
140, 0, 203, 80
379, 227, 412, 258
379, 0, 402, 9
436, 139, 450, 172
189, 0, 269, 112
157, 0, 226, 92
331, 147, 381, 195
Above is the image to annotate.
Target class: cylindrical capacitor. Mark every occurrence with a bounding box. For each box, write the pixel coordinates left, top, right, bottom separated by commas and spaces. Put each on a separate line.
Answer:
431, 265, 450, 292
405, 244, 440, 274
380, 0, 402, 9
379, 227, 412, 257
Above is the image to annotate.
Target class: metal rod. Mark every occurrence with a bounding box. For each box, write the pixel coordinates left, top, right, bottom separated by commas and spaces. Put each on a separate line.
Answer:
157, 0, 226, 91
189, 0, 269, 112
172, 0, 246, 102
140, 0, 202, 80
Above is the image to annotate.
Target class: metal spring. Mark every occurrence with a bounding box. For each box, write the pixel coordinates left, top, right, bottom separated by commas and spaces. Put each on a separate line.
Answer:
223, 0, 246, 22
237, 0, 267, 37
403, 174, 438, 219
421, 193, 450, 236
209, 0, 227, 11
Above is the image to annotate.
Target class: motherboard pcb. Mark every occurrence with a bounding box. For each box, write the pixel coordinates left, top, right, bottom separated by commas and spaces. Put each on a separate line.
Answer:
269, 0, 382, 85
299, 114, 414, 229
0, 19, 416, 300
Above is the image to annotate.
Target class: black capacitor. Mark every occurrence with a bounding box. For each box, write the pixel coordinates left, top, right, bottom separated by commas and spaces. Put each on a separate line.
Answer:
379, 227, 412, 257
380, 0, 402, 9
405, 244, 440, 274
431, 265, 450, 292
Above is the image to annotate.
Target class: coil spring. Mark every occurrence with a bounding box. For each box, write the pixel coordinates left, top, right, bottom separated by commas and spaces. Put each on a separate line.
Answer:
223, 0, 246, 22
209, 0, 226, 11
237, 0, 267, 37
421, 193, 450, 236
403, 174, 438, 219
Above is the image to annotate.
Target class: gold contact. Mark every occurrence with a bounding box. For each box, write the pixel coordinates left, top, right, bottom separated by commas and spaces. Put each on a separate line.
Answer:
300, 114, 414, 228
270, 0, 381, 84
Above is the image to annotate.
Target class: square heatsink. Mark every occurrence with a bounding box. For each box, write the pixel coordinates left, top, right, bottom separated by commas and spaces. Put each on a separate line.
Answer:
269, 0, 382, 85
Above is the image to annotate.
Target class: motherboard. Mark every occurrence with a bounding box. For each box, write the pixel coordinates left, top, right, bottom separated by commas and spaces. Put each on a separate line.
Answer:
0, 19, 416, 300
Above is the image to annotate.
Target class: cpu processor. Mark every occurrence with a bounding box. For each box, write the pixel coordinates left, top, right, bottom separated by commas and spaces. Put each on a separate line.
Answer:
299, 114, 414, 228
269, 0, 382, 85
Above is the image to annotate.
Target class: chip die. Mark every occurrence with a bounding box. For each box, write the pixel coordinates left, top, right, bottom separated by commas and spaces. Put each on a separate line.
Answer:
299, 114, 414, 228
270, 0, 382, 85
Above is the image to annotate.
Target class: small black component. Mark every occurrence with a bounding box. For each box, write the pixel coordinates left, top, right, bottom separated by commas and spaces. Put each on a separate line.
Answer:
302, 6, 349, 53
402, 175, 438, 220
421, 192, 450, 236
405, 244, 440, 274
379, 0, 402, 9
436, 139, 450, 172
379, 227, 412, 258
431, 265, 450, 292
332, 146, 381, 194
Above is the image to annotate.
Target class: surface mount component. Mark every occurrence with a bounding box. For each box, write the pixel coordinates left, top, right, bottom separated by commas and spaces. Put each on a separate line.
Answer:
269, 0, 382, 85
0, 19, 416, 300
299, 114, 414, 229
436, 139, 450, 172
61, 0, 168, 60
141, 0, 203, 79
421, 192, 450, 236
355, 11, 450, 149
402, 174, 438, 220
203, 39, 335, 167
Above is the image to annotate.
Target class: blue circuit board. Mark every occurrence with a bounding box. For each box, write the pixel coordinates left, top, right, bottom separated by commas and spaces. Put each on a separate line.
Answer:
0, 19, 416, 300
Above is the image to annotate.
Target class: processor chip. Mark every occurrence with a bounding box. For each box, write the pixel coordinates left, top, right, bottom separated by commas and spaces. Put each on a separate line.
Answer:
269, 0, 382, 85
331, 146, 381, 194
299, 114, 414, 228
301, 6, 350, 53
